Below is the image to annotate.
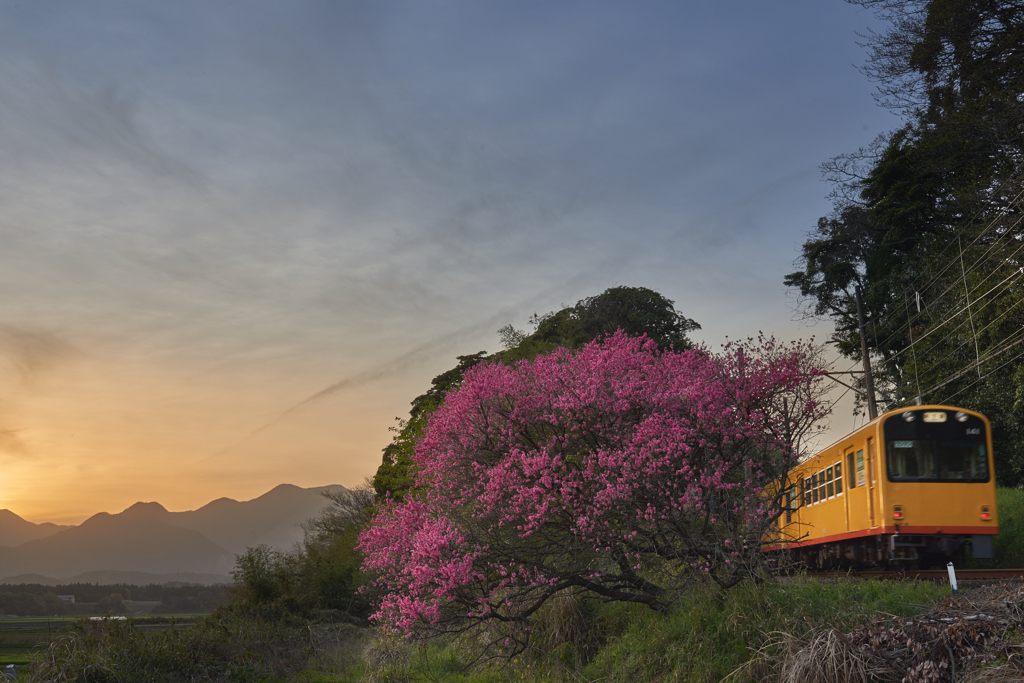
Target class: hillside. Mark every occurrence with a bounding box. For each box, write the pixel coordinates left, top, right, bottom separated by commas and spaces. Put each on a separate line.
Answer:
0, 510, 68, 547
0, 484, 369, 582
0, 511, 234, 577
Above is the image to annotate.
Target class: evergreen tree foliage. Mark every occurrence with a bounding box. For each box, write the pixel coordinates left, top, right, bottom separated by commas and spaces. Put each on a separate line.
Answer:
787, 0, 1024, 484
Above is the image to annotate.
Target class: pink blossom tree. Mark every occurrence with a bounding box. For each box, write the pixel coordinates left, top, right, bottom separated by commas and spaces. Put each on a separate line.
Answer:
359, 332, 827, 644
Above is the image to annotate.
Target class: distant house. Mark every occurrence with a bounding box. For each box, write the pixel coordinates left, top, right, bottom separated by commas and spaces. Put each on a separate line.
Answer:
57, 595, 75, 604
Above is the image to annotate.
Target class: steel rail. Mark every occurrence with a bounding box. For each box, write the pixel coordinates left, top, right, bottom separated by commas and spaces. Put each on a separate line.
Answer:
808, 568, 1024, 580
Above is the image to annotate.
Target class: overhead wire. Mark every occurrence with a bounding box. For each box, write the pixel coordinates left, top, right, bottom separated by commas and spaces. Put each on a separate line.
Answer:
850, 185, 1024, 357
901, 326, 1024, 402
811, 172, 1024, 415
857, 201, 1024, 368
896, 262, 1024, 366
904, 179, 1024, 300
941, 341, 1024, 406
919, 292, 1024, 376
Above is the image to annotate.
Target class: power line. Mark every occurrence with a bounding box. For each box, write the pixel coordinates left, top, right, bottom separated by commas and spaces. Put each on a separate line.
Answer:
900, 264, 1024, 366
942, 342, 1024, 406
877, 267, 1024, 367
911, 281, 1024, 374
851, 187, 1024, 358
816, 176, 1024, 412
906, 326, 1024, 401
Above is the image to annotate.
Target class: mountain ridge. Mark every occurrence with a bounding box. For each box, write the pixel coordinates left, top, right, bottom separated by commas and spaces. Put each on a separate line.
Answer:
0, 484, 369, 582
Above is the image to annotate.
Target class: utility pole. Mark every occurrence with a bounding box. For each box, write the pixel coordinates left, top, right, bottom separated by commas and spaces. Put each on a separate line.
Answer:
855, 284, 878, 420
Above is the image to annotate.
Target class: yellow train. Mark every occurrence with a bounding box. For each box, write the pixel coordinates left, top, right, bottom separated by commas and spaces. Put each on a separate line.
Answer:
773, 404, 998, 568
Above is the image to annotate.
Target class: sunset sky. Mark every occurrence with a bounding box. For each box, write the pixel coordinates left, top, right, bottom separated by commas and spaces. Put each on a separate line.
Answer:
0, 1, 897, 525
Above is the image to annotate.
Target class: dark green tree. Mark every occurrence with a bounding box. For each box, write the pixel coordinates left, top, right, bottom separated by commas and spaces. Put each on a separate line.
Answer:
787, 0, 1024, 483
529, 286, 700, 351
371, 286, 700, 500
372, 352, 488, 502
226, 490, 374, 619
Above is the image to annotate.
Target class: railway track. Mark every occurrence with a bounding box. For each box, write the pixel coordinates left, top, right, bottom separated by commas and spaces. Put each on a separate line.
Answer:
809, 568, 1024, 580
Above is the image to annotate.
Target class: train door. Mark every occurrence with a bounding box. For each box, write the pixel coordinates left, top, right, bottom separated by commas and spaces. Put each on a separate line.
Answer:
844, 444, 869, 532
866, 437, 878, 528
842, 446, 854, 533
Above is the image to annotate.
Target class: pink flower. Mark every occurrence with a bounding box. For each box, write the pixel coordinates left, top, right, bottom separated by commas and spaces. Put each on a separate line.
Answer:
360, 332, 828, 633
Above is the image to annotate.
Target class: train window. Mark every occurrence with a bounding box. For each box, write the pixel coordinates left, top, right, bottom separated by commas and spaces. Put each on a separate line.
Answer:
786, 485, 794, 524
937, 441, 989, 481
811, 473, 818, 504
804, 477, 811, 505
888, 440, 935, 479
826, 466, 834, 498
857, 449, 866, 486
886, 440, 989, 482
834, 461, 843, 494
817, 470, 826, 502
847, 453, 856, 488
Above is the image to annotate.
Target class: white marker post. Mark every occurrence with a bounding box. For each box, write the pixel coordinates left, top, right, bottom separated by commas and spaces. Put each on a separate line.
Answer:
947, 562, 959, 596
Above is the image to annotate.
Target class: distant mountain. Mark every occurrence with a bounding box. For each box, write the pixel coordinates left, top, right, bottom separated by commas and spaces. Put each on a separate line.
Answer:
172, 484, 360, 555
0, 510, 68, 547
0, 510, 234, 577
0, 484, 369, 583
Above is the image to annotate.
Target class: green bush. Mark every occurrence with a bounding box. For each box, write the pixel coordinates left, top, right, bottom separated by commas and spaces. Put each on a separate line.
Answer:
228, 491, 373, 620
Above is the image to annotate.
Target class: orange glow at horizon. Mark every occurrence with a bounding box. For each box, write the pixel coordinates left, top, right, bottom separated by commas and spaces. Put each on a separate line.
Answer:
0, 344, 439, 526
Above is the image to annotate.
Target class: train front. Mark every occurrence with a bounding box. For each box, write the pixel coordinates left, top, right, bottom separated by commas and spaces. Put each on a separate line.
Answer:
880, 406, 998, 564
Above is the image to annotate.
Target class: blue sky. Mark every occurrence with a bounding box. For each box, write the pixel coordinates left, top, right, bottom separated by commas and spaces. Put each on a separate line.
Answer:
0, 0, 896, 522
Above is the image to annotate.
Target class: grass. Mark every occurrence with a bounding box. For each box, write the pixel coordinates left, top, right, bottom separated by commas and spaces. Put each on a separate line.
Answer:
341, 575, 948, 683
7, 577, 950, 681
13, 576, 947, 681
17, 610, 369, 682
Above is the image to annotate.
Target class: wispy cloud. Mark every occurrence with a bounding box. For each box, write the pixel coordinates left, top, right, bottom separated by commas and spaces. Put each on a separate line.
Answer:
0, 0, 891, 520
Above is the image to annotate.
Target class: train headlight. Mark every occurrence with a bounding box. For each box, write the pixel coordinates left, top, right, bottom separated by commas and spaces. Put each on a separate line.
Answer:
902, 411, 916, 422
956, 411, 969, 422
893, 505, 904, 520
981, 506, 992, 521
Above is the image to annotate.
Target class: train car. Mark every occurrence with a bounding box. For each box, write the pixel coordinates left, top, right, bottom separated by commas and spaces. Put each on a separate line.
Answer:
773, 404, 998, 568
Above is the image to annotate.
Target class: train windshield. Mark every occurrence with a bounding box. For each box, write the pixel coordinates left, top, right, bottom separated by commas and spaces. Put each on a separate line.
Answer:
884, 409, 990, 483
886, 440, 988, 482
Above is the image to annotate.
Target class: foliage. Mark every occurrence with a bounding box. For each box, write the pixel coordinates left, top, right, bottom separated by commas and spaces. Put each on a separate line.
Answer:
96, 593, 125, 614
373, 353, 488, 503
229, 490, 373, 620
352, 576, 946, 682
15, 577, 949, 683
786, 0, 1024, 483
528, 285, 700, 352
0, 583, 227, 615
966, 487, 1024, 569
23, 611, 367, 682
0, 591, 68, 617
231, 545, 292, 607
359, 333, 828, 648
371, 286, 701, 502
